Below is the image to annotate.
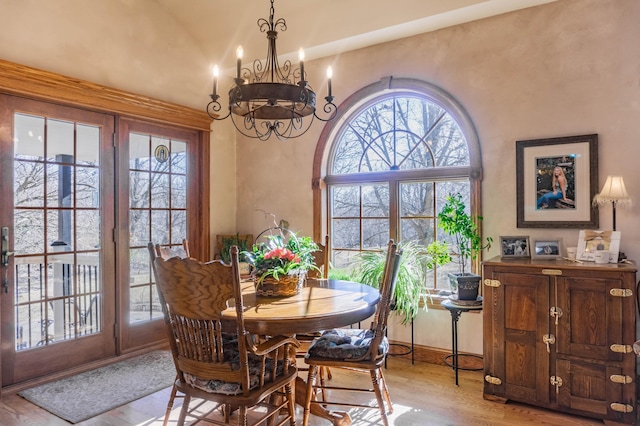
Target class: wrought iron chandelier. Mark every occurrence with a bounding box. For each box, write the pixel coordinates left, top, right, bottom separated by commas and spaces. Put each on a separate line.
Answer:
207, 0, 337, 141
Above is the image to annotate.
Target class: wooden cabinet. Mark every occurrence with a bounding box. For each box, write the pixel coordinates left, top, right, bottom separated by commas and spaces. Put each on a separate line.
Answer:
483, 257, 637, 425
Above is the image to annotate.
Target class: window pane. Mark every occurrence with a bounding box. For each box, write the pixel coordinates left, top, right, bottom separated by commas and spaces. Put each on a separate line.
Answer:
151, 137, 170, 173
76, 124, 100, 165
400, 182, 433, 217
362, 219, 389, 249
15, 114, 45, 160
171, 140, 187, 174
332, 186, 360, 217
332, 219, 359, 249
130, 171, 150, 208
15, 160, 44, 207
362, 184, 388, 217
76, 210, 100, 250
150, 173, 169, 208
129, 133, 150, 171
332, 94, 470, 174
130, 210, 150, 246
46, 119, 74, 162
76, 166, 99, 208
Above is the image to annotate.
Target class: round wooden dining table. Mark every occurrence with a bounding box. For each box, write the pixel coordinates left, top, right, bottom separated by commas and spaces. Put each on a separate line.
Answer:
223, 278, 381, 336
222, 278, 380, 426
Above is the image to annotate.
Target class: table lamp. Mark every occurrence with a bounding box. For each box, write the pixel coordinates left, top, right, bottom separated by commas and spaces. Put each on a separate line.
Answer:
592, 175, 632, 231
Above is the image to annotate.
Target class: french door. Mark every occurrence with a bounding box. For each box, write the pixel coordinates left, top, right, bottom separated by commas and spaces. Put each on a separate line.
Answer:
116, 119, 201, 352
0, 95, 116, 385
0, 96, 207, 386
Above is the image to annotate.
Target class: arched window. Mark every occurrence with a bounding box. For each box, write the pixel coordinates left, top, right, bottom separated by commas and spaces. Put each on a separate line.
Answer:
312, 77, 483, 291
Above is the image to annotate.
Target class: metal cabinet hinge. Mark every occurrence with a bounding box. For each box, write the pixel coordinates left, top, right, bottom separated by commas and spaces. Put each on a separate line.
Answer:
610, 288, 633, 297
610, 344, 633, 354
550, 376, 563, 394
484, 375, 502, 385
610, 402, 634, 413
484, 279, 500, 288
610, 374, 633, 384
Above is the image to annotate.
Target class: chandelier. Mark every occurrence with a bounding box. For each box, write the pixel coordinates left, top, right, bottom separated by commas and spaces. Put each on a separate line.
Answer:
207, 0, 337, 141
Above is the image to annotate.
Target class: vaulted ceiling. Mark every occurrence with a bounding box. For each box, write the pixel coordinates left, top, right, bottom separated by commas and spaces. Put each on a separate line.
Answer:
155, 0, 556, 66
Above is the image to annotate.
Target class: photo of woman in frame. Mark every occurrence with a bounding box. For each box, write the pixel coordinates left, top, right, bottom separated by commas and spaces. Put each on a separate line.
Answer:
535, 156, 576, 210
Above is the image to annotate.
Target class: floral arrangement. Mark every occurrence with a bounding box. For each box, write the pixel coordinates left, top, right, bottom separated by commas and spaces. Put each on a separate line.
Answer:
244, 232, 320, 286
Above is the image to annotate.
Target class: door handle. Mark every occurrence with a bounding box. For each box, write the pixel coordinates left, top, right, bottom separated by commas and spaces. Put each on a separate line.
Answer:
2, 227, 14, 267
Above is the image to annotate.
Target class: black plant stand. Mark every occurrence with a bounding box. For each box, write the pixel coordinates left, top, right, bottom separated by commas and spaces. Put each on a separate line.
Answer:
441, 299, 483, 385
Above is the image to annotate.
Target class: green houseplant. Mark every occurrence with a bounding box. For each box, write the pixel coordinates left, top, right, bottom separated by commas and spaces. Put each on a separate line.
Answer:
219, 233, 252, 275
429, 192, 492, 300
349, 241, 443, 324
243, 232, 319, 296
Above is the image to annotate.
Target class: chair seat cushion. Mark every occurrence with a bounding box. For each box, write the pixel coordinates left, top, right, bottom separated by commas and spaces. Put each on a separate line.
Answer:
183, 333, 285, 396
185, 354, 284, 396
307, 328, 388, 360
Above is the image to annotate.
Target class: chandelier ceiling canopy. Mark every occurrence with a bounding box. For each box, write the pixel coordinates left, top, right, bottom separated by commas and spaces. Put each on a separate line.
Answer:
207, 0, 337, 141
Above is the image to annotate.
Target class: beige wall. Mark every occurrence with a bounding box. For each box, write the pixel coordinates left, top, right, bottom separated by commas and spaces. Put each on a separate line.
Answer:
235, 0, 640, 353
1, 0, 638, 355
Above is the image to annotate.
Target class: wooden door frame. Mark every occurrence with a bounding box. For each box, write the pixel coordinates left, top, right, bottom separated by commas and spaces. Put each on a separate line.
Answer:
0, 59, 212, 390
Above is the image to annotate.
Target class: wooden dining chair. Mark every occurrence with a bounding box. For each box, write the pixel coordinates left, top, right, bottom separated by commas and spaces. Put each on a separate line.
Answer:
296, 235, 332, 384
154, 239, 191, 259
151, 245, 299, 426
308, 234, 330, 279
302, 239, 401, 426
148, 241, 192, 426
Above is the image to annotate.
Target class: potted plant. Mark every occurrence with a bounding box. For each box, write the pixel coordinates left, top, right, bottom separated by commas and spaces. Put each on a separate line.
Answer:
350, 241, 444, 324
428, 192, 492, 301
218, 233, 253, 275
243, 232, 320, 297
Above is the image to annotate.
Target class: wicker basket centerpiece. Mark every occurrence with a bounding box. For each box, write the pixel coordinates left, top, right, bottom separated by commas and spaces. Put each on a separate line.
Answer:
254, 271, 306, 297
244, 227, 320, 298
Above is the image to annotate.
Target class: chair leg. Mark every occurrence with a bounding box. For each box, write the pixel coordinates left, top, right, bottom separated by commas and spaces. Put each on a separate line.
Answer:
378, 369, 393, 414
177, 394, 191, 426
239, 406, 248, 426
302, 365, 318, 426
285, 382, 296, 425
162, 382, 178, 426
370, 369, 389, 426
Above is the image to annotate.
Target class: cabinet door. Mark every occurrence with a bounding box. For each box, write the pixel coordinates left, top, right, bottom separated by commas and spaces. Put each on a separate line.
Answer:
555, 274, 636, 423
483, 270, 550, 404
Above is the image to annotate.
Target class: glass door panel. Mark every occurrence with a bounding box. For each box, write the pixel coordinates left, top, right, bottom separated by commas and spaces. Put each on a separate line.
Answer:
0, 95, 115, 386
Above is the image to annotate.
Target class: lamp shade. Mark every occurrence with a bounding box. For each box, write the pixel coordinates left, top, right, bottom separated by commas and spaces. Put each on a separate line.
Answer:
592, 175, 632, 207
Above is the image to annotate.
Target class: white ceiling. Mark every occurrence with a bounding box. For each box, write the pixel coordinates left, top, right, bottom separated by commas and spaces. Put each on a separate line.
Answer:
154, 0, 557, 67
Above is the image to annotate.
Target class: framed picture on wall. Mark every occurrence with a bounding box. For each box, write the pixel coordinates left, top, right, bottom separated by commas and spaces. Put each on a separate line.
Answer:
499, 236, 530, 258
516, 134, 599, 228
532, 238, 563, 260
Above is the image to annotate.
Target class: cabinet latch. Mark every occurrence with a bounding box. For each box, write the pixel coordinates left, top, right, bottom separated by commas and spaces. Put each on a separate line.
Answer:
484, 279, 500, 288
610, 374, 633, 384
610, 403, 634, 413
610, 288, 633, 297
610, 344, 633, 354
549, 307, 563, 325
484, 375, 502, 385
550, 376, 563, 394
543, 334, 555, 353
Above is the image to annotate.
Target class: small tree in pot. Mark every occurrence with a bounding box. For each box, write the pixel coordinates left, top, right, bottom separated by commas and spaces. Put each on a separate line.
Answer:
428, 192, 492, 300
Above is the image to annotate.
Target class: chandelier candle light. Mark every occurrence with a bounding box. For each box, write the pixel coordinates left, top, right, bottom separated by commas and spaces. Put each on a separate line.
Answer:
207, 0, 337, 141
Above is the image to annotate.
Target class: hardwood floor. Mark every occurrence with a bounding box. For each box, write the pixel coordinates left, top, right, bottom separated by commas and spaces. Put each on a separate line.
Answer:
0, 357, 604, 425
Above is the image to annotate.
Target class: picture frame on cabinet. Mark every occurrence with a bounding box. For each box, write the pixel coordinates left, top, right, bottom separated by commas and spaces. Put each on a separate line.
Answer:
516, 134, 599, 228
532, 238, 563, 259
576, 230, 620, 263
499, 236, 531, 258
